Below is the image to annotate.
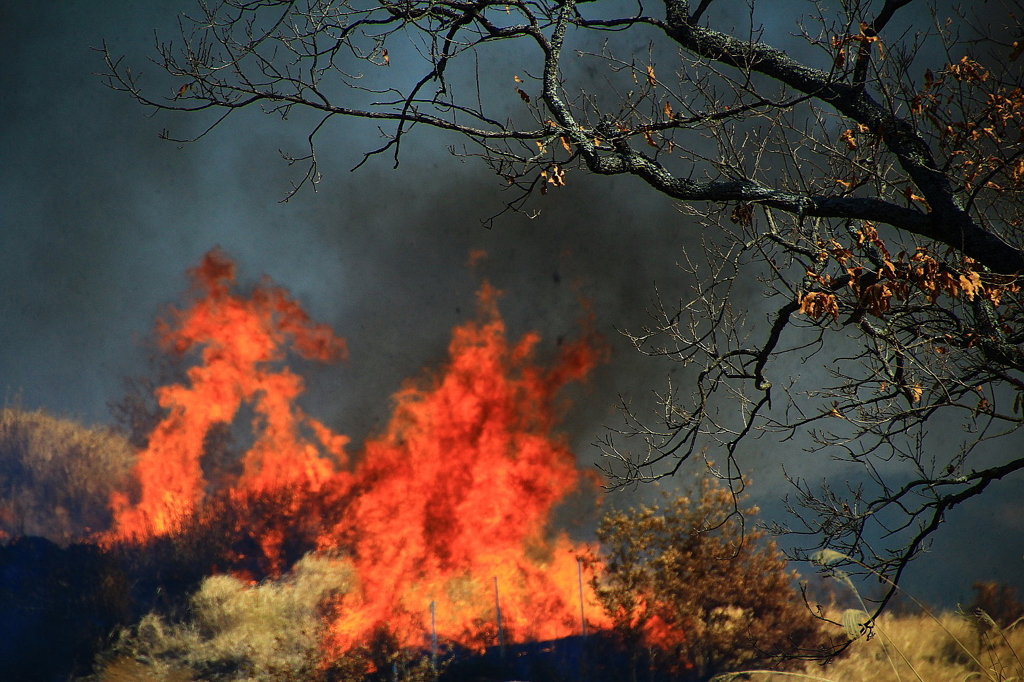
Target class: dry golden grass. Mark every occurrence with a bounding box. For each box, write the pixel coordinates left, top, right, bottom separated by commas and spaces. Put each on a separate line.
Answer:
0, 407, 134, 541
95, 553, 355, 682
742, 609, 1024, 682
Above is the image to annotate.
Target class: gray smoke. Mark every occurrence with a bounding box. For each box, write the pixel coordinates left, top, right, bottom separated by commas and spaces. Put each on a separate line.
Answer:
2, 0, 1021, 609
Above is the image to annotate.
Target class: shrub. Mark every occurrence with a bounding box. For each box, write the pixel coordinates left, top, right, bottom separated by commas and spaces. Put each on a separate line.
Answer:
590, 473, 828, 680
0, 407, 134, 542
970, 581, 1024, 629
96, 552, 355, 681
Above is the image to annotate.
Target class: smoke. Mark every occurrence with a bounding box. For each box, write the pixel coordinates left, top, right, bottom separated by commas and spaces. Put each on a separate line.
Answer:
2, 0, 1022, 611
0, 1, 683, 433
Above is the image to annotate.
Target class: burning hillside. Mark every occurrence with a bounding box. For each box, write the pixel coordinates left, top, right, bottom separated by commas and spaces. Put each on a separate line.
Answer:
0, 250, 832, 682
102, 249, 611, 655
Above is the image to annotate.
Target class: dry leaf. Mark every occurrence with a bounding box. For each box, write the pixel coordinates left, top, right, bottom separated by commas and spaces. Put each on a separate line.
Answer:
903, 184, 928, 207
860, 282, 893, 316
730, 203, 754, 227
798, 292, 839, 321
840, 129, 857, 150
832, 35, 847, 68
646, 65, 656, 87
539, 164, 566, 194
958, 270, 983, 300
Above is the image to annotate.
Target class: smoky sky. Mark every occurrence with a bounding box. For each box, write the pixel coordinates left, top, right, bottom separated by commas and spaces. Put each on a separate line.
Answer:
2, 0, 1022, 609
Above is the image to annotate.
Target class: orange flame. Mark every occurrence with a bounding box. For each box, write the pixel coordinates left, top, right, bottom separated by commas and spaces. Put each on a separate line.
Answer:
106, 250, 611, 654
107, 250, 347, 541
324, 282, 608, 651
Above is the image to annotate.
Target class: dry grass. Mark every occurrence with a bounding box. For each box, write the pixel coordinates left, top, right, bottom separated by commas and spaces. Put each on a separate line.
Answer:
740, 609, 1024, 682
94, 553, 355, 682
0, 407, 134, 541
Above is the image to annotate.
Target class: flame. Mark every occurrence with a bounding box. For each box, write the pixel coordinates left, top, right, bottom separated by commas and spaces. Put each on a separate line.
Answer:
106, 249, 611, 654
323, 282, 608, 651
107, 250, 347, 541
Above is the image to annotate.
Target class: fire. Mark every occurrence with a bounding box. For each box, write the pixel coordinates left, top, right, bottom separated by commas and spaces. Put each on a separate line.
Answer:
107, 250, 348, 541
106, 249, 612, 655
325, 281, 607, 651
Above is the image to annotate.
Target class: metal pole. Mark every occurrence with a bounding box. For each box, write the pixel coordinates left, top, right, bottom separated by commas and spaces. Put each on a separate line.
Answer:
494, 576, 505, 659
577, 556, 587, 639
430, 600, 438, 670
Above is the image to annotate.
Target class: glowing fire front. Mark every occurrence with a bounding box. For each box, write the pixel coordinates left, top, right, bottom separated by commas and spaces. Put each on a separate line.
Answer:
106, 249, 611, 653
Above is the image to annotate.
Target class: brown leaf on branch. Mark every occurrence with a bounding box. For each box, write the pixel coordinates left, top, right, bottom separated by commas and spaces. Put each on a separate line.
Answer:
730, 203, 754, 227
903, 184, 929, 209
805, 270, 834, 288
798, 292, 839, 321
958, 270, 983, 300
539, 164, 566, 194
840, 129, 857, 150
831, 35, 847, 68
860, 281, 893, 316
948, 56, 989, 82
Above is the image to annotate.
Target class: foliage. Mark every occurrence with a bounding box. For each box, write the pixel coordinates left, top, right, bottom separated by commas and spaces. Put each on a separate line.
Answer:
92, 551, 448, 682
589, 474, 830, 680
0, 407, 134, 542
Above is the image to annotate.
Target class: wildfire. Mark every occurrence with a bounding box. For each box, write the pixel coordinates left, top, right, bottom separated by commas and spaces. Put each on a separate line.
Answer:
107, 251, 348, 541
105, 249, 611, 655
